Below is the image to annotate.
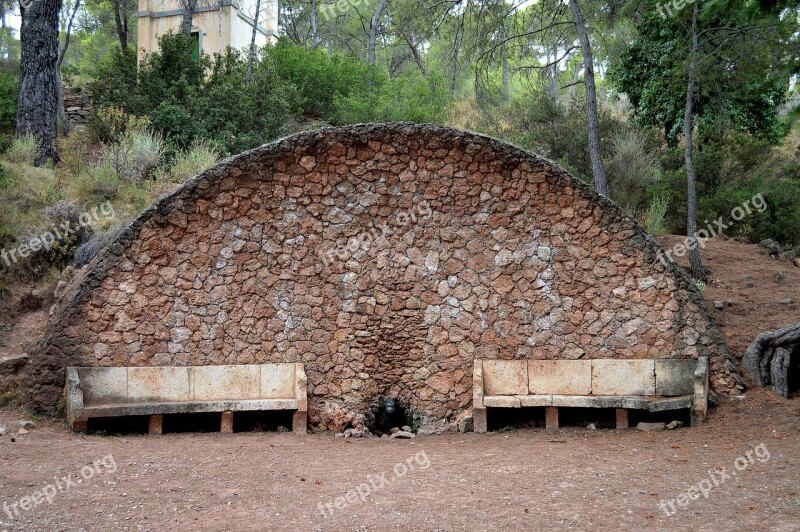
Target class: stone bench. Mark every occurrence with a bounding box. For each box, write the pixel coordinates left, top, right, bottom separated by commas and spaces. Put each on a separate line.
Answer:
473, 358, 709, 432
66, 364, 308, 434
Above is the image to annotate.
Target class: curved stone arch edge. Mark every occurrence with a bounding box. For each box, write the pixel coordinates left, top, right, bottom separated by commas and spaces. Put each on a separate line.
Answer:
34, 123, 743, 411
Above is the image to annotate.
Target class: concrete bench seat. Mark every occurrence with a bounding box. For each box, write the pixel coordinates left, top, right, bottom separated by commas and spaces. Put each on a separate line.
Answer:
66, 363, 308, 434
474, 358, 708, 432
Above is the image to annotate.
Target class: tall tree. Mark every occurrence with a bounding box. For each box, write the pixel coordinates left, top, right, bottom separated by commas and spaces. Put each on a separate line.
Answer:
182, 0, 199, 34
247, 0, 262, 86
568, 0, 609, 197
17, 0, 63, 165
368, 0, 389, 65
683, 2, 705, 280
112, 0, 129, 50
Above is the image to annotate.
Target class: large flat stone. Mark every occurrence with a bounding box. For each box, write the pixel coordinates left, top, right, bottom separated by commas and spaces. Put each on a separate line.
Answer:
549, 395, 650, 409
82, 399, 300, 418
655, 359, 697, 396
483, 396, 521, 408
78, 367, 128, 405
191, 365, 261, 401
128, 367, 191, 403
482, 360, 528, 396
647, 395, 693, 412
518, 395, 553, 407
591, 360, 655, 396
260, 363, 297, 399
528, 360, 591, 395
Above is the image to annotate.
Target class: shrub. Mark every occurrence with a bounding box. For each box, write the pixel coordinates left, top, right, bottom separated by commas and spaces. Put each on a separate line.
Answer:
607, 129, 662, 215
267, 39, 374, 121
0, 72, 17, 132
159, 141, 219, 183
642, 194, 669, 236
6, 135, 40, 166
333, 70, 452, 125
89, 106, 151, 144
101, 129, 165, 181
67, 164, 122, 204
88, 48, 142, 115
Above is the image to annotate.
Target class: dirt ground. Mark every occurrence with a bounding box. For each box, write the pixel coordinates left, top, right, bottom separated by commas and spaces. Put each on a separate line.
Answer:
0, 388, 799, 531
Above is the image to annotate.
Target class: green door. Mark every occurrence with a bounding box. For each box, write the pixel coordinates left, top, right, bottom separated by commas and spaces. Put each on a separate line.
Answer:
191, 32, 200, 63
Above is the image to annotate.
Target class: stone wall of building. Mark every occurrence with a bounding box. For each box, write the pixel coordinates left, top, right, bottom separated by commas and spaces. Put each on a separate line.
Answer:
31, 124, 744, 430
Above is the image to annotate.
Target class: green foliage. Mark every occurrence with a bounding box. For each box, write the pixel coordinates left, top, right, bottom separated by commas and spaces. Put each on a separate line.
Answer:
157, 142, 219, 183
91, 35, 453, 155
643, 195, 669, 236
0, 72, 17, 132
88, 49, 142, 118
694, 280, 707, 294
610, 9, 791, 145
7, 135, 40, 166
101, 129, 165, 181
66, 164, 121, 204
89, 106, 152, 144
607, 129, 662, 215
501, 92, 624, 183
334, 70, 452, 124
0, 391, 23, 408
267, 39, 374, 121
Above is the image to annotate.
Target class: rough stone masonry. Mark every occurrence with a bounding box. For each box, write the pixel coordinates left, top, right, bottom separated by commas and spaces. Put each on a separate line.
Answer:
31, 124, 744, 431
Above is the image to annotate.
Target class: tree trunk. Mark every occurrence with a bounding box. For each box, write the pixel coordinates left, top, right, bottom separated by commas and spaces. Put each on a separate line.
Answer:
182, 0, 198, 35
743, 321, 800, 391
568, 0, 609, 198
770, 348, 790, 398
368, 0, 388, 65
310, 0, 320, 48
451, 24, 462, 93
684, 2, 706, 281
501, 46, 509, 101
17, 0, 63, 166
113, 0, 128, 50
404, 31, 426, 76
247, 0, 261, 87
501, 20, 509, 102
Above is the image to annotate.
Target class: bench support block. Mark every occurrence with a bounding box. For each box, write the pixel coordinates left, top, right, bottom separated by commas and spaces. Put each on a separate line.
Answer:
221, 411, 234, 433
545, 407, 559, 430
473, 407, 487, 434
615, 409, 629, 429
148, 415, 163, 435
292, 410, 307, 434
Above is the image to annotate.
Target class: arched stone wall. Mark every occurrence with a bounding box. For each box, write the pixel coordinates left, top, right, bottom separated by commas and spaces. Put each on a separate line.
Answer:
32, 124, 743, 429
